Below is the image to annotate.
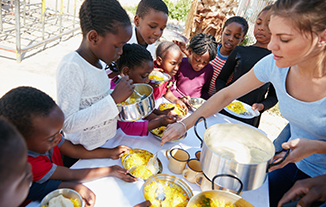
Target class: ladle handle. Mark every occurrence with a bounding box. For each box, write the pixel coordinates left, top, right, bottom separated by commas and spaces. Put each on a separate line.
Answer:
194, 116, 207, 147
267, 149, 290, 170
212, 174, 243, 195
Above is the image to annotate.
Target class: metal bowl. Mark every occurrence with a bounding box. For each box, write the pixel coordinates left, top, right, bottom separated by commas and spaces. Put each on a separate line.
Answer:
149, 70, 171, 86
121, 148, 163, 180
143, 174, 193, 207
188, 97, 206, 111
40, 188, 84, 207
150, 126, 187, 142
117, 83, 155, 122
187, 190, 253, 207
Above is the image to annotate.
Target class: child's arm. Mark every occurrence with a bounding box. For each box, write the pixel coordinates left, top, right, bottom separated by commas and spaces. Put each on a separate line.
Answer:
164, 89, 188, 110
173, 40, 190, 57
60, 140, 131, 160
252, 83, 278, 112
50, 165, 137, 182
58, 182, 96, 207
147, 115, 177, 131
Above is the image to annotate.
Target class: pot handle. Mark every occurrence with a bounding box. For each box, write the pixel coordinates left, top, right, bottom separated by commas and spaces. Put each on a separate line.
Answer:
211, 174, 243, 195
194, 116, 207, 147
267, 149, 290, 171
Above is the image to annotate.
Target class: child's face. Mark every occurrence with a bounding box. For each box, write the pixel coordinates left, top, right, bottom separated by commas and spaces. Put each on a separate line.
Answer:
124, 60, 154, 84
94, 25, 132, 65
0, 141, 32, 207
26, 106, 64, 154
134, 9, 168, 45
254, 10, 271, 45
220, 22, 245, 55
188, 50, 211, 71
157, 49, 183, 76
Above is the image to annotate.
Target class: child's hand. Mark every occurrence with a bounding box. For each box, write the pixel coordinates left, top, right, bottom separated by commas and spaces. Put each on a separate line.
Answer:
158, 115, 178, 126
111, 75, 134, 104
173, 40, 187, 54
153, 108, 175, 116
109, 145, 131, 159
109, 165, 137, 182
176, 99, 188, 114
252, 103, 264, 112
61, 183, 96, 207
134, 200, 152, 207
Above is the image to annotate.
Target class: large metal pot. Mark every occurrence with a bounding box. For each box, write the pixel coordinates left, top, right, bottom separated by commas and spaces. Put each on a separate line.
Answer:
194, 117, 289, 191
117, 83, 155, 121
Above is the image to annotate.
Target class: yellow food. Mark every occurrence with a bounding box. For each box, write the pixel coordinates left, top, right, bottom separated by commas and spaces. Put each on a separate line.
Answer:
226, 101, 248, 115
191, 195, 239, 207
151, 126, 166, 137
123, 150, 155, 179
117, 97, 139, 106
42, 196, 80, 207
149, 74, 165, 81
144, 180, 189, 207
158, 103, 187, 117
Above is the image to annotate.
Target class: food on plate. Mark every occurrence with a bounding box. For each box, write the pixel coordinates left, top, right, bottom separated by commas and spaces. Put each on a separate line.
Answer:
226, 101, 249, 115
191, 195, 239, 207
43, 195, 80, 207
117, 97, 139, 106
158, 103, 187, 117
151, 126, 166, 137
189, 97, 206, 110
123, 150, 158, 179
144, 180, 190, 207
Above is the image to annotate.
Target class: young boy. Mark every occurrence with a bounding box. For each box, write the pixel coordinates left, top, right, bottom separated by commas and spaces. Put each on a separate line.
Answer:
0, 86, 137, 205
128, 0, 169, 58
0, 118, 32, 207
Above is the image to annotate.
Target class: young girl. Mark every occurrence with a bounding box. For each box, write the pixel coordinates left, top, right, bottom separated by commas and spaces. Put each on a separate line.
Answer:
112, 43, 177, 135
216, 5, 277, 127
171, 33, 217, 100
163, 1, 326, 206
56, 0, 134, 150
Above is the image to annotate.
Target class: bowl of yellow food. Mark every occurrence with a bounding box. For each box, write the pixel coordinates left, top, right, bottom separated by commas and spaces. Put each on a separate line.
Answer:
121, 148, 163, 180
224, 100, 259, 119
187, 190, 253, 207
40, 188, 83, 207
117, 83, 155, 122
150, 126, 187, 142
148, 70, 171, 86
143, 174, 193, 207
158, 102, 187, 117
188, 97, 206, 111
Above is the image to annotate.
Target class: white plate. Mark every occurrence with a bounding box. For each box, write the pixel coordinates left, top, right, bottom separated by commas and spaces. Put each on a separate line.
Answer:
224, 100, 260, 119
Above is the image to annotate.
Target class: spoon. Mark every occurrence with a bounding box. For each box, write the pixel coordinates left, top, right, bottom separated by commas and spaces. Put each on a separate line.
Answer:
155, 184, 166, 207
147, 145, 163, 174
133, 89, 147, 100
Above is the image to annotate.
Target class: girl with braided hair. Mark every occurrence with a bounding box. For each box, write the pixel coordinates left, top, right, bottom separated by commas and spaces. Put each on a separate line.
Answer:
57, 0, 135, 151
170, 33, 218, 102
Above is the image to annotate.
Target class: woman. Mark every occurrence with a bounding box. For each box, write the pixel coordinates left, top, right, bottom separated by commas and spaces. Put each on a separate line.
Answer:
162, 0, 326, 206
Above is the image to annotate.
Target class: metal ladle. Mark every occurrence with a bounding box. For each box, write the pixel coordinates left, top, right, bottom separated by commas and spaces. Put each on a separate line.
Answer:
155, 184, 166, 207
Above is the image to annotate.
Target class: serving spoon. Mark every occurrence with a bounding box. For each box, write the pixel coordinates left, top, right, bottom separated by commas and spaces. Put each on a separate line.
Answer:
147, 145, 163, 174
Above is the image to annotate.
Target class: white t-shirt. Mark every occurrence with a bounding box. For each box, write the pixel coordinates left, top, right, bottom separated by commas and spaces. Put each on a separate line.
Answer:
127, 26, 156, 58
56, 52, 119, 150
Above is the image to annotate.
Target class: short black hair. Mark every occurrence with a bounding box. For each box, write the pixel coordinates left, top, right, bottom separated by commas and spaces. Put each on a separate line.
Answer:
136, 0, 169, 18
223, 16, 249, 37
116, 43, 153, 71
0, 86, 57, 139
79, 0, 131, 37
156, 41, 181, 59
0, 117, 26, 182
187, 33, 218, 61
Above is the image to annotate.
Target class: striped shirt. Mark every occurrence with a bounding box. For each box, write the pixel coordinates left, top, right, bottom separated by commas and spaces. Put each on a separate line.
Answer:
208, 44, 228, 96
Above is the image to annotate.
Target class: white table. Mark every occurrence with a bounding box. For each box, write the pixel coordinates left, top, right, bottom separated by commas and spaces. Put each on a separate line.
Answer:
27, 108, 270, 207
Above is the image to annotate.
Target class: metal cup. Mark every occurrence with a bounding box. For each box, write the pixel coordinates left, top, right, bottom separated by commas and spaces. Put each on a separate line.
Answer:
182, 159, 202, 183
165, 148, 189, 174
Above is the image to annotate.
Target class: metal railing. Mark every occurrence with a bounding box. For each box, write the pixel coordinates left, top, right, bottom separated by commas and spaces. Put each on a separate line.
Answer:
0, 0, 80, 62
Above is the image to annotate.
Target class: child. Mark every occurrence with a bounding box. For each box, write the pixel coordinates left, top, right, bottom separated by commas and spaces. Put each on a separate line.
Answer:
0, 86, 137, 205
113, 43, 177, 135
0, 118, 32, 207
56, 0, 134, 151
128, 0, 169, 58
215, 5, 277, 127
171, 33, 218, 100
174, 16, 249, 97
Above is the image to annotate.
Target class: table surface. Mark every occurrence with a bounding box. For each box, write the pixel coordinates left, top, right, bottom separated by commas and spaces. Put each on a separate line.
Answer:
27, 99, 270, 207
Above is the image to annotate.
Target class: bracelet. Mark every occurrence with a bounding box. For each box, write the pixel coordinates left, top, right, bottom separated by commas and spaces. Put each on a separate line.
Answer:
177, 121, 187, 135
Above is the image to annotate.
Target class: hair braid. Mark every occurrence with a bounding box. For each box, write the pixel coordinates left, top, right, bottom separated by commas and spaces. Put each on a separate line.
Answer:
187, 33, 218, 61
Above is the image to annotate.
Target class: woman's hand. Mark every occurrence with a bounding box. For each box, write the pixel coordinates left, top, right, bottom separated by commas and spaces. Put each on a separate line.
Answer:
109, 165, 137, 182
269, 138, 319, 172
252, 103, 264, 111
108, 145, 131, 159
161, 122, 186, 144
278, 174, 326, 207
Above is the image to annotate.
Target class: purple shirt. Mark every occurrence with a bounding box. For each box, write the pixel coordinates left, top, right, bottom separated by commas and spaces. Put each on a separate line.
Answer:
171, 57, 213, 99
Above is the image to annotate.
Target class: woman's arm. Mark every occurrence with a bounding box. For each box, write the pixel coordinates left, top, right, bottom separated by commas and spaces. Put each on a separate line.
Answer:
161, 68, 265, 144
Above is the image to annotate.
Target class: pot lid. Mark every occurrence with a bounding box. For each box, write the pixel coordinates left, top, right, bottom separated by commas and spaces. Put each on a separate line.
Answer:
204, 123, 275, 164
